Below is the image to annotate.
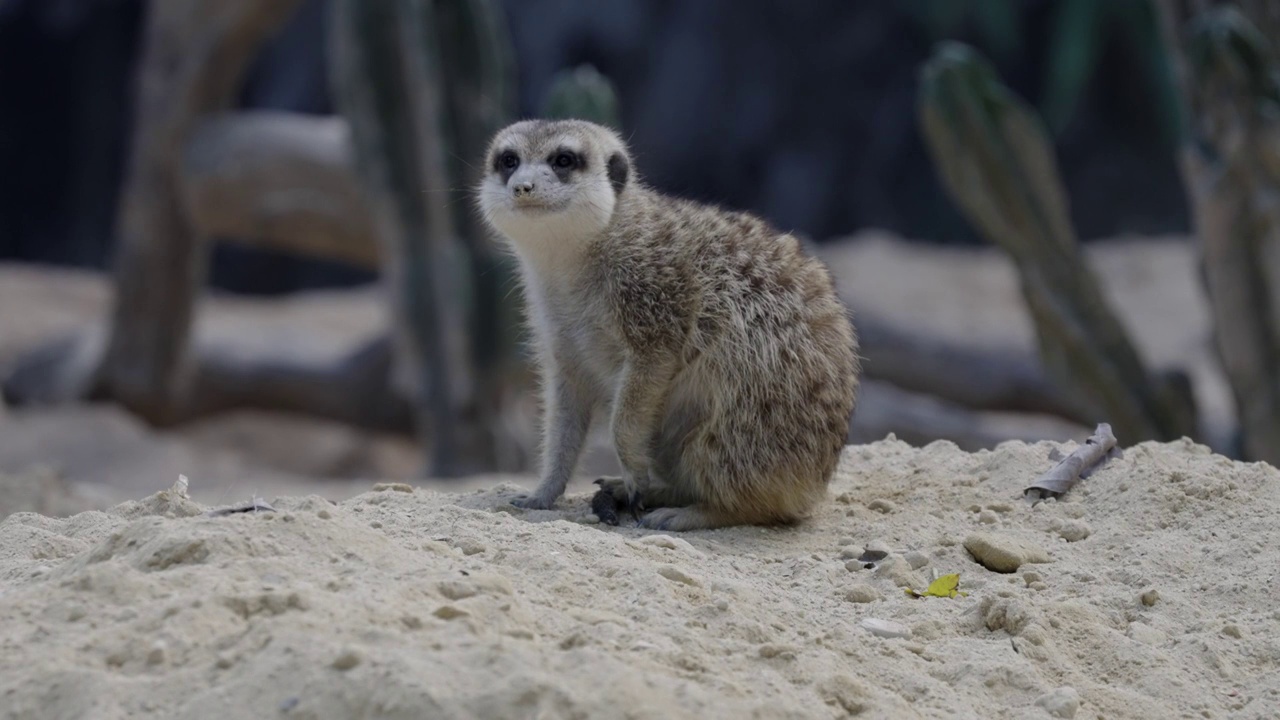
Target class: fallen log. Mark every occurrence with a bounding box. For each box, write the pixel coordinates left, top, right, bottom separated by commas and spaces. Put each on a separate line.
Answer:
849, 379, 1090, 452
182, 111, 380, 269
853, 315, 1097, 425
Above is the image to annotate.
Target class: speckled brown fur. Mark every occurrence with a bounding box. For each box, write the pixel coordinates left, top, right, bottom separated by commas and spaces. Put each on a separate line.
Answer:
476, 119, 859, 531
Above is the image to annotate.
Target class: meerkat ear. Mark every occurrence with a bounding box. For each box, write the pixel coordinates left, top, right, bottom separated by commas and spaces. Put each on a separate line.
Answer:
607, 153, 629, 194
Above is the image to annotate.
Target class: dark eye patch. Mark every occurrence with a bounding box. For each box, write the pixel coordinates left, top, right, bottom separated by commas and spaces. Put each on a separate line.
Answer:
493, 149, 519, 182
548, 148, 584, 182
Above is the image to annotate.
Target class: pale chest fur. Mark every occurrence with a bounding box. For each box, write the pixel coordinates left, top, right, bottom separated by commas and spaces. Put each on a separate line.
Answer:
519, 255, 627, 397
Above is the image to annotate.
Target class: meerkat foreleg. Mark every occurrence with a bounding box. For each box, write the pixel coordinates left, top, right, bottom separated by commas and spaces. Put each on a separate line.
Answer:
609, 356, 677, 513
512, 368, 594, 510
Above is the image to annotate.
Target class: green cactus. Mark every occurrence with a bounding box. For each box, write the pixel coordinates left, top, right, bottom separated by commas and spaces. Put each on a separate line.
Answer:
918, 41, 1197, 445
328, 0, 517, 477
1162, 3, 1280, 463
540, 64, 622, 129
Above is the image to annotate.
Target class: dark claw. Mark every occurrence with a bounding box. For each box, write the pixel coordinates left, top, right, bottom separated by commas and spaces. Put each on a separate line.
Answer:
590, 488, 620, 526
628, 489, 644, 524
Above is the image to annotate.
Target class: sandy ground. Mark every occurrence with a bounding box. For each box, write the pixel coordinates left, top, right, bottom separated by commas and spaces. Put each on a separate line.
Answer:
1, 235, 1269, 718
2, 436, 1277, 719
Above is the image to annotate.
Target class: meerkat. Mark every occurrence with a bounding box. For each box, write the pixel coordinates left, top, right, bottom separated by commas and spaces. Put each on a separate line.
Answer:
475, 119, 859, 531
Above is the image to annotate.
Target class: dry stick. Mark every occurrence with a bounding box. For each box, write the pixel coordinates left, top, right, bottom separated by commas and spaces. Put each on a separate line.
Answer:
1024, 423, 1118, 504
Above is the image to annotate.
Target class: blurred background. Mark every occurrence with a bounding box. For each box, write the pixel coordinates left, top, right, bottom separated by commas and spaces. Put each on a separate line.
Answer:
0, 0, 1275, 514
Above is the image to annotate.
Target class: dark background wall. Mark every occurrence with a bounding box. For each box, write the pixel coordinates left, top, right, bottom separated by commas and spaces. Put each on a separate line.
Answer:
0, 0, 1190, 294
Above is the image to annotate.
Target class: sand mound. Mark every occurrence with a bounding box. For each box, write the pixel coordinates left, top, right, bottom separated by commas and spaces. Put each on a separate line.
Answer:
2, 438, 1278, 719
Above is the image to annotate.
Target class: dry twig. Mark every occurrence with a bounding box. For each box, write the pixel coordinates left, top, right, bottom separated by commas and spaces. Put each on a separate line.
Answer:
1024, 423, 1119, 503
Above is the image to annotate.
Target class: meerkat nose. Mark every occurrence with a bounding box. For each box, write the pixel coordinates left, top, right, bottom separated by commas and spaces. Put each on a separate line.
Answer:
512, 181, 535, 197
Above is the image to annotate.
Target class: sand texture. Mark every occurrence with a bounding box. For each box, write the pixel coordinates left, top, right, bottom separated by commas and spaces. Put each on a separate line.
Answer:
2, 437, 1278, 719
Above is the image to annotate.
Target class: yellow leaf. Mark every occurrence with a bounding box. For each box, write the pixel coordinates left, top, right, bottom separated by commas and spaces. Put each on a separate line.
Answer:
905, 573, 968, 599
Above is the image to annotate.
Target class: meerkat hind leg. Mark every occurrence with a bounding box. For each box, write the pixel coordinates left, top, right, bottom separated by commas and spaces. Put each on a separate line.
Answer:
637, 506, 720, 532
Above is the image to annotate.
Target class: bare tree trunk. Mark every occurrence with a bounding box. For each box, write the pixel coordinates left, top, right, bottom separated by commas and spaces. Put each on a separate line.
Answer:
100, 0, 305, 424
1157, 0, 1280, 465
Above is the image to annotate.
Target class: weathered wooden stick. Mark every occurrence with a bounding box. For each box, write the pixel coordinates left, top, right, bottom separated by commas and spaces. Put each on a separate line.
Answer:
1024, 423, 1118, 502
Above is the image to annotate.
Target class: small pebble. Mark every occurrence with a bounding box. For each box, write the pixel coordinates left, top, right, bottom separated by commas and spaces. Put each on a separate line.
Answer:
1022, 571, 1043, 586
837, 537, 856, 546
844, 584, 881, 603
1057, 520, 1091, 542
860, 618, 911, 640
657, 565, 702, 587
1222, 624, 1243, 639
317, 510, 332, 520
455, 540, 487, 556
434, 605, 469, 620
372, 482, 414, 493
864, 540, 892, 555
868, 499, 896, 514
904, 551, 930, 570
964, 533, 1049, 573
977, 510, 999, 525
146, 642, 166, 666
874, 555, 922, 589
331, 649, 361, 671
1035, 687, 1080, 719
1140, 589, 1160, 607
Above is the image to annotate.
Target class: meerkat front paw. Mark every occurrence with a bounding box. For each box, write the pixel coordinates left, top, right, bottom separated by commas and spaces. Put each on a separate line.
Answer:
510, 493, 556, 510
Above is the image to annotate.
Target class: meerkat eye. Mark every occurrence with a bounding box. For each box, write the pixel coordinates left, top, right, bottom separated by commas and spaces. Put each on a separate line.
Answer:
498, 151, 519, 170
552, 151, 577, 169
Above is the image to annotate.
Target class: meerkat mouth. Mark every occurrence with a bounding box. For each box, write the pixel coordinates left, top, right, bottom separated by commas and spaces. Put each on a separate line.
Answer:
511, 198, 567, 214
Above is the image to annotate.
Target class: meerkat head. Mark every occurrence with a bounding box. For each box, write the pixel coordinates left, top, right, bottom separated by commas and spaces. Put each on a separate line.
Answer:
477, 119, 632, 252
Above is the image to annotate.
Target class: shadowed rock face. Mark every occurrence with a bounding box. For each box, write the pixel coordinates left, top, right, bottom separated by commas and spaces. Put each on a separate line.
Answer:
0, 0, 1187, 293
